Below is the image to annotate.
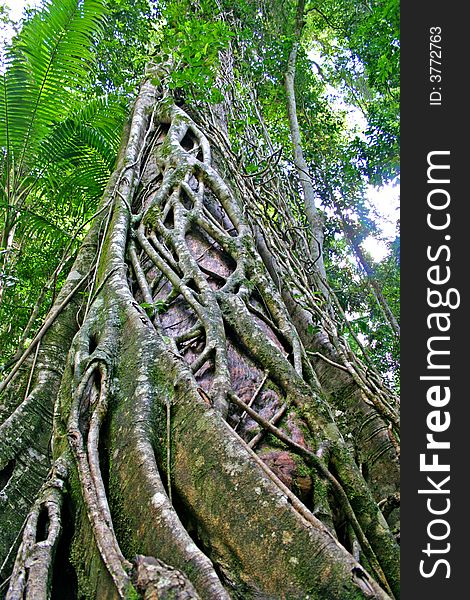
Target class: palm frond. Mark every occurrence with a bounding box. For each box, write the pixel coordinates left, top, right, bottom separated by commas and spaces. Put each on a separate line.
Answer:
39, 96, 126, 170
20, 207, 72, 241
0, 0, 107, 178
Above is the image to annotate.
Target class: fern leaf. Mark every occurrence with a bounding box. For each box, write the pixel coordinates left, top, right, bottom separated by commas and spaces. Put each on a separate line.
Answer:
0, 0, 107, 179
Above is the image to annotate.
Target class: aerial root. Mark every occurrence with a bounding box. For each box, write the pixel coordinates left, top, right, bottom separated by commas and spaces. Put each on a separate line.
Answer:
5, 456, 68, 600
67, 362, 133, 597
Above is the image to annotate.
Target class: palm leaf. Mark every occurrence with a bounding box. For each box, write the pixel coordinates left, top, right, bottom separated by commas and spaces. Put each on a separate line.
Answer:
0, 0, 107, 180
38, 96, 126, 171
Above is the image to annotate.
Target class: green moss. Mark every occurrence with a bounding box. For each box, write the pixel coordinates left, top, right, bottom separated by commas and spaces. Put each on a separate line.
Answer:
264, 432, 288, 449
68, 469, 95, 600
125, 583, 140, 600
69, 546, 95, 600
293, 454, 311, 478
108, 469, 140, 559
143, 205, 161, 230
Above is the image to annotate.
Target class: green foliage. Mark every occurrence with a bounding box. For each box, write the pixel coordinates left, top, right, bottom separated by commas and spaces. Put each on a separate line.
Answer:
153, 0, 234, 102
0, 0, 126, 368
1, 0, 107, 163
304, 0, 400, 185
93, 0, 159, 95
140, 299, 167, 316
325, 229, 400, 389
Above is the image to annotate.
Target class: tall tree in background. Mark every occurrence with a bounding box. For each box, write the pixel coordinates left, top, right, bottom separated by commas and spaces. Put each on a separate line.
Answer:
0, 0, 400, 598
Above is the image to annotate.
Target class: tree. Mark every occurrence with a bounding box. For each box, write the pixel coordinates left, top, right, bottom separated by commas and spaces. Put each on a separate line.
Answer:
0, 1, 400, 598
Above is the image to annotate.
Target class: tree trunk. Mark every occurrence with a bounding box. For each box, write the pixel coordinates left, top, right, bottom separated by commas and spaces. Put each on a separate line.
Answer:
0, 74, 399, 599
284, 0, 326, 280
